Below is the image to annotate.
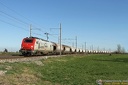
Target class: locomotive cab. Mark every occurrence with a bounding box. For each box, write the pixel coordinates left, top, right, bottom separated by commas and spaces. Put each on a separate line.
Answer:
20, 37, 36, 55
22, 38, 34, 50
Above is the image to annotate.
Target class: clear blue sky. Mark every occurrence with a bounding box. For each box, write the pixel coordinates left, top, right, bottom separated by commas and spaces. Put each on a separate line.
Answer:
0, 0, 128, 52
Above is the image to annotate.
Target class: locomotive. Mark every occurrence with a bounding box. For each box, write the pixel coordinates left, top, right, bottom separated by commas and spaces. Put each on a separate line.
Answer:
19, 37, 84, 56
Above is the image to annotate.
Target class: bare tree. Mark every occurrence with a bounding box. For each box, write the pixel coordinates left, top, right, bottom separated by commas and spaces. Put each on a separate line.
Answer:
117, 44, 121, 53
117, 44, 126, 53
121, 47, 125, 53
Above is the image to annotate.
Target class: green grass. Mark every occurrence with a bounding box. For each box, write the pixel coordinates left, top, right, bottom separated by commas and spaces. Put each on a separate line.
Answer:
0, 54, 128, 85
40, 54, 128, 85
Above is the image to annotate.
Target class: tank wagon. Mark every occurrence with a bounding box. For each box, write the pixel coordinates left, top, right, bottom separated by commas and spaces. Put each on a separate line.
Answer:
19, 37, 84, 56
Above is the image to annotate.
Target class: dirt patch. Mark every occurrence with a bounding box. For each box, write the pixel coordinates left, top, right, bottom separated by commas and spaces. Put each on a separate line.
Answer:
34, 61, 44, 66
0, 70, 7, 76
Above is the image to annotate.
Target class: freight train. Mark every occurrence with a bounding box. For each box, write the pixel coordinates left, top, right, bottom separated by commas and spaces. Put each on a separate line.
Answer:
19, 37, 84, 56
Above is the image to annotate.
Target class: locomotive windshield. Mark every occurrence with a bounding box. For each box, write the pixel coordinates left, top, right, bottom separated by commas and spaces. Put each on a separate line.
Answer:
24, 39, 33, 43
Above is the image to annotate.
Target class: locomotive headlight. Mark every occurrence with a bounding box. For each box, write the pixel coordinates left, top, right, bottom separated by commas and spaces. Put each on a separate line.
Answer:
31, 46, 33, 48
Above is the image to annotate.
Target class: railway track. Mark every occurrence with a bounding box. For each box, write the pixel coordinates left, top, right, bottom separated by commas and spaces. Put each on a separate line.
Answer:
0, 55, 62, 63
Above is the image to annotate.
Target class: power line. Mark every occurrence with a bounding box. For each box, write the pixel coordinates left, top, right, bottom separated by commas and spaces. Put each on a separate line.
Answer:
0, 1, 34, 25
0, 19, 28, 31
0, 10, 29, 25
0, 1, 47, 36
0, 1, 64, 43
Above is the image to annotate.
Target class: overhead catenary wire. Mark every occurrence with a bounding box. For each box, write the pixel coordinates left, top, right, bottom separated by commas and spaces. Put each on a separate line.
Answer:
0, 1, 46, 36
0, 1, 46, 30
0, 13, 29, 31
0, 1, 87, 52
0, 10, 29, 25
0, 19, 29, 31
0, 1, 63, 44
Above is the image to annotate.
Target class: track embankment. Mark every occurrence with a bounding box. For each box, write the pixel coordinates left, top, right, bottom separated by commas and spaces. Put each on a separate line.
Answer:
0, 55, 62, 63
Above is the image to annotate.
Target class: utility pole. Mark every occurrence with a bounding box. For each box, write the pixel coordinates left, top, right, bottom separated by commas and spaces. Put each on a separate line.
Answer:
44, 32, 49, 41
82, 44, 83, 51
30, 24, 32, 37
92, 45, 93, 53
50, 23, 62, 56
97, 46, 99, 53
76, 36, 77, 54
60, 23, 62, 56
85, 42, 86, 54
